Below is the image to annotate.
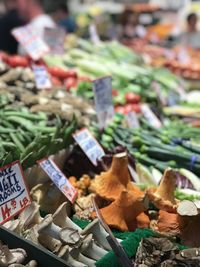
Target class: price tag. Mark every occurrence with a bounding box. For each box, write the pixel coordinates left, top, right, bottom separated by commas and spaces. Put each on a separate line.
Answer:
32, 65, 52, 90
93, 76, 115, 129
0, 161, 31, 225
73, 128, 105, 166
152, 81, 167, 106
12, 25, 49, 60
141, 104, 162, 129
38, 158, 78, 204
89, 24, 100, 45
126, 112, 140, 128
44, 27, 65, 55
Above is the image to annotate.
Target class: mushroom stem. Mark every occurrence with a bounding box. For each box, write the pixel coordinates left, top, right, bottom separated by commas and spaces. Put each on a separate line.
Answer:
80, 235, 107, 261
177, 200, 200, 216
70, 248, 96, 267
53, 202, 81, 231
58, 245, 87, 267
0, 247, 27, 265
81, 219, 111, 250
38, 215, 61, 240
38, 234, 62, 253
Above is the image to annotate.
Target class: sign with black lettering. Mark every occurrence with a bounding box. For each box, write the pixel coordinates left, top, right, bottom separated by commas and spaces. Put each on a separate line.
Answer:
38, 158, 78, 204
0, 161, 31, 224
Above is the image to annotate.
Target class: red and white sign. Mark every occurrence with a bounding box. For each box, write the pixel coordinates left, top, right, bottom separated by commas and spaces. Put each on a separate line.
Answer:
12, 25, 49, 60
38, 158, 77, 204
73, 128, 105, 166
0, 161, 31, 225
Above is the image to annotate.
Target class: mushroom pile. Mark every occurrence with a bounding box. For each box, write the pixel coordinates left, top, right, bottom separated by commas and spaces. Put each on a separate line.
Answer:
0, 243, 37, 267
3, 202, 120, 267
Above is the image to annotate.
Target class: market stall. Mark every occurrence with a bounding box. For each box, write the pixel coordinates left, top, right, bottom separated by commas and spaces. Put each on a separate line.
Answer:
0, 1, 200, 266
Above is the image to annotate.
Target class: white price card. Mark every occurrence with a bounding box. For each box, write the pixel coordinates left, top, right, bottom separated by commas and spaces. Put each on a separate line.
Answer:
32, 65, 52, 90
73, 128, 105, 166
0, 161, 31, 225
89, 24, 100, 45
12, 25, 49, 60
93, 76, 115, 129
141, 104, 162, 129
44, 27, 65, 55
38, 158, 78, 204
126, 112, 140, 129
152, 81, 167, 106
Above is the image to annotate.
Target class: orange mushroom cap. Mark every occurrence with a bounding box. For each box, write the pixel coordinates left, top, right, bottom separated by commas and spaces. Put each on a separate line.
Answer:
99, 190, 149, 232
92, 152, 143, 201
157, 210, 180, 235
136, 212, 150, 229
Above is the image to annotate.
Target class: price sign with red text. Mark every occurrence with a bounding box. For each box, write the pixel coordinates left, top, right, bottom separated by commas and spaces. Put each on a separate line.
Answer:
0, 161, 31, 225
38, 158, 78, 204
12, 25, 49, 60
73, 128, 105, 166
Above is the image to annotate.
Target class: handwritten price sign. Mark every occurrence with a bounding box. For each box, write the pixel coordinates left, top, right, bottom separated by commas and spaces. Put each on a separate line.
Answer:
0, 161, 31, 225
12, 25, 49, 60
38, 158, 78, 204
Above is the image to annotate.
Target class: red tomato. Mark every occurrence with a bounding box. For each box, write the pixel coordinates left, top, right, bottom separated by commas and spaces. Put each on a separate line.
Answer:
51, 76, 62, 86
125, 92, 141, 104
124, 104, 141, 114
115, 106, 126, 114
48, 67, 77, 80
131, 104, 141, 113
0, 52, 9, 62
112, 89, 118, 96
7, 55, 29, 68
124, 104, 133, 114
79, 76, 91, 82
65, 77, 77, 91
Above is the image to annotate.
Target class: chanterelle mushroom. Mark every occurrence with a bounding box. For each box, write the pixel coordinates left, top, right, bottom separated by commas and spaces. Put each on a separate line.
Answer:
0, 246, 27, 266
147, 168, 178, 213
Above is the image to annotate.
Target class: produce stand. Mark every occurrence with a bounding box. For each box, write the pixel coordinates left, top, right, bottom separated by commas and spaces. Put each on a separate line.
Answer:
1, 1, 200, 266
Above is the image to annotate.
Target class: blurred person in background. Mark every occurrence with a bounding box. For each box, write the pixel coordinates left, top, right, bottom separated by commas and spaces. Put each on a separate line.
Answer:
120, 10, 146, 40
44, 0, 77, 33
0, 0, 25, 54
179, 13, 200, 49
16, 0, 55, 37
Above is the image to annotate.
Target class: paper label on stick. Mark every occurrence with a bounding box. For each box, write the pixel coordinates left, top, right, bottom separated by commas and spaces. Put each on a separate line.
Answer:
38, 158, 78, 204
141, 104, 162, 128
12, 25, 49, 60
73, 128, 105, 166
32, 65, 52, 89
152, 81, 167, 106
44, 27, 65, 55
0, 161, 31, 225
93, 76, 114, 129
126, 112, 140, 128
